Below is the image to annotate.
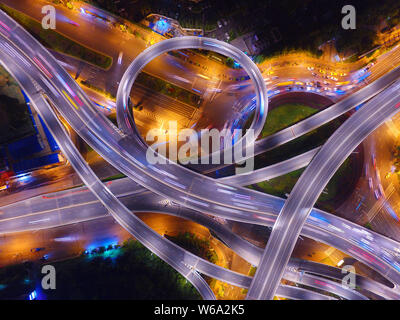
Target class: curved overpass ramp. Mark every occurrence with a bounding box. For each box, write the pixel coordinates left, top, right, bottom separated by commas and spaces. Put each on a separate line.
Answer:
1, 9, 400, 300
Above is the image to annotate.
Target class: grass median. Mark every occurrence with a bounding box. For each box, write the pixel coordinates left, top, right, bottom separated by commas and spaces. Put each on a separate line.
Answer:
251, 156, 355, 213
259, 103, 319, 139
80, 71, 202, 108
243, 103, 355, 212
136, 72, 202, 108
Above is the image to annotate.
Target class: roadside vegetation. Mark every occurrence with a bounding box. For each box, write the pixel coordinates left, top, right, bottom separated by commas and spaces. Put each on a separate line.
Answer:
79, 80, 116, 100
0, 3, 113, 70
166, 232, 218, 264
391, 145, 400, 173
166, 231, 234, 299
253, 114, 347, 168
80, 69, 202, 108
0, 262, 35, 299
242, 102, 357, 212
258, 104, 318, 139
84, 0, 400, 58
239, 103, 346, 170
45, 239, 201, 299
0, 66, 35, 145
0, 94, 34, 145
83, 0, 218, 31
136, 72, 202, 108
251, 156, 356, 213
101, 173, 126, 182
241, 265, 257, 295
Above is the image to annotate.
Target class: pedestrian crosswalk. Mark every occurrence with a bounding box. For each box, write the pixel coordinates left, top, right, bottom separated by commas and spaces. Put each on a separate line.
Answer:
365, 182, 395, 222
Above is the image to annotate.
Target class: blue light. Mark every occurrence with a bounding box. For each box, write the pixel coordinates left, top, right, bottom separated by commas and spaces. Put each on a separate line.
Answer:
393, 262, 400, 273
177, 51, 188, 58
310, 212, 330, 223
203, 41, 219, 48
355, 103, 364, 111
155, 19, 170, 34
86, 238, 120, 254
16, 173, 31, 182
358, 72, 371, 82
381, 255, 392, 264
28, 290, 37, 300
384, 203, 399, 222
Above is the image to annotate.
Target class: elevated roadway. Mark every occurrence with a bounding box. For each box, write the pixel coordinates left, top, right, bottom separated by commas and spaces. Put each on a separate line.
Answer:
1, 9, 400, 300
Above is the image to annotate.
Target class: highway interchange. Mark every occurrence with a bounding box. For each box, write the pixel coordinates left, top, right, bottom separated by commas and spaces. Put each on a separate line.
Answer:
1, 9, 400, 300
247, 77, 400, 300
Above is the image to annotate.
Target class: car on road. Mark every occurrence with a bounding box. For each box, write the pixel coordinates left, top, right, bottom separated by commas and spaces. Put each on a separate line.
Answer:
364, 163, 368, 176
68, 20, 79, 27
372, 154, 376, 169
0, 182, 9, 192
40, 254, 49, 262
378, 184, 384, 196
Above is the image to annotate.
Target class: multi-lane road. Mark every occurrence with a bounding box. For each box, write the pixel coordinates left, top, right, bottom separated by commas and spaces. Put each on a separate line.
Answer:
0, 178, 394, 300
2, 7, 400, 300
247, 79, 400, 299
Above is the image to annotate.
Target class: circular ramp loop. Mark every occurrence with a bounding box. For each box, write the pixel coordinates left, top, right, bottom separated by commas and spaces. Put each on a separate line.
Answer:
116, 36, 268, 161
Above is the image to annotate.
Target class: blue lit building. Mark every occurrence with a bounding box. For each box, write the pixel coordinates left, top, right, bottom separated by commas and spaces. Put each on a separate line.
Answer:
4, 90, 63, 175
